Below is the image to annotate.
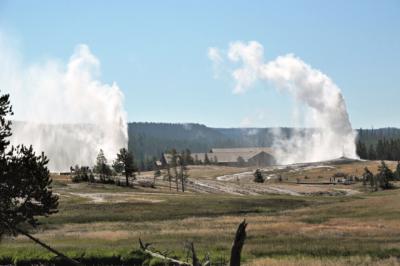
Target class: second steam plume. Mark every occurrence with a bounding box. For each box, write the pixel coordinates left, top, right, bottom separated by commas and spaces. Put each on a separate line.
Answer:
0, 33, 128, 171
209, 41, 357, 164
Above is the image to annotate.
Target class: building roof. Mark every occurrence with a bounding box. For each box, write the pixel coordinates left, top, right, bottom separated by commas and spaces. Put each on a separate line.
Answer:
192, 147, 275, 163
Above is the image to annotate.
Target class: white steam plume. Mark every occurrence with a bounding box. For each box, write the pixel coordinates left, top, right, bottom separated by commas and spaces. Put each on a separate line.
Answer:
0, 33, 128, 171
209, 41, 357, 164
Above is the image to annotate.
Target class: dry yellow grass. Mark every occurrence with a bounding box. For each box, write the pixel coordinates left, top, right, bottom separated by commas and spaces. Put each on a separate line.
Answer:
287, 160, 397, 181
246, 256, 400, 266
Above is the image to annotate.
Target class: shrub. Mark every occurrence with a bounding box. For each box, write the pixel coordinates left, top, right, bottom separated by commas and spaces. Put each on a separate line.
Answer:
71, 165, 91, 183
253, 169, 265, 183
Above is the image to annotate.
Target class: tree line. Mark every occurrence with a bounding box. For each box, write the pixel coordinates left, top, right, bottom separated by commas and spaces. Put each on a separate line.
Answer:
357, 138, 400, 160
72, 148, 196, 192
71, 148, 137, 187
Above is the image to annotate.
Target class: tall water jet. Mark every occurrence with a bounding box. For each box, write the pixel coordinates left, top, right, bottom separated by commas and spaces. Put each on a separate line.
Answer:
209, 41, 357, 164
0, 33, 128, 171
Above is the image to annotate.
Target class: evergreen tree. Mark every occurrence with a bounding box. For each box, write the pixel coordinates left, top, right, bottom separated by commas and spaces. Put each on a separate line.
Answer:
204, 153, 210, 165
253, 169, 264, 183
356, 140, 367, 159
376, 161, 394, 190
94, 149, 112, 182
183, 149, 193, 165
115, 148, 136, 187
368, 144, 376, 160
357, 139, 399, 161
0, 93, 58, 238
0, 93, 77, 264
71, 165, 91, 183
112, 160, 124, 174
376, 140, 385, 159
395, 161, 400, 180
362, 167, 374, 187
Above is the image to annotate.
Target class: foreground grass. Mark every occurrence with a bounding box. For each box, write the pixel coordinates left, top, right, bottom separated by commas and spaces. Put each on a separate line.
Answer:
1, 176, 400, 265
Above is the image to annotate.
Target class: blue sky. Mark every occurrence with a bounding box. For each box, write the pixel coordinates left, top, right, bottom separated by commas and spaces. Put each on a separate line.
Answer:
0, 0, 399, 128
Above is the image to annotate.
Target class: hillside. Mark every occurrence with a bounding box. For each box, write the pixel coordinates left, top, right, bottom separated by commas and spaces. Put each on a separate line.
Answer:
357, 127, 400, 146
128, 122, 237, 163
128, 122, 400, 163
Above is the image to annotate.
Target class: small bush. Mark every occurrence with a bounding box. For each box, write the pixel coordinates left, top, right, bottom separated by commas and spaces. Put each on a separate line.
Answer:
253, 169, 265, 183
70, 165, 91, 183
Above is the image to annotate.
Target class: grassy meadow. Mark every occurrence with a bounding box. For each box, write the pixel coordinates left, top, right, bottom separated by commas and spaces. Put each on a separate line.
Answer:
1, 162, 400, 265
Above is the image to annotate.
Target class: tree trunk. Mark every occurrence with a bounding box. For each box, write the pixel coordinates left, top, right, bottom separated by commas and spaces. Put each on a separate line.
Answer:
174, 167, 179, 192
15, 227, 82, 266
167, 167, 172, 190
190, 242, 200, 266
230, 220, 247, 266
125, 173, 129, 187
180, 165, 185, 192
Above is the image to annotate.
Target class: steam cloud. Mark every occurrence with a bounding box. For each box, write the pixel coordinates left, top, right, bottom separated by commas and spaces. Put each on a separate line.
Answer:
0, 33, 128, 171
209, 41, 357, 164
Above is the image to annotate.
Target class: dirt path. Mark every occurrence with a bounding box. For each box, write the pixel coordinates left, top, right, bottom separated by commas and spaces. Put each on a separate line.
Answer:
69, 192, 166, 203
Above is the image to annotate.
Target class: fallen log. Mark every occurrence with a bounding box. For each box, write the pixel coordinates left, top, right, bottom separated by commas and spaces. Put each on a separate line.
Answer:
139, 238, 191, 266
15, 227, 82, 266
138, 219, 248, 266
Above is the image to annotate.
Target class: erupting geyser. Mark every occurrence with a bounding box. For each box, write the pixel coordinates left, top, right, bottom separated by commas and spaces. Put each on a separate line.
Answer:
0, 33, 128, 171
209, 41, 358, 164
